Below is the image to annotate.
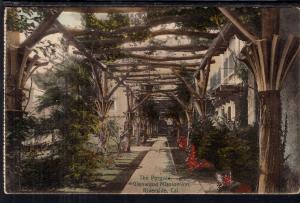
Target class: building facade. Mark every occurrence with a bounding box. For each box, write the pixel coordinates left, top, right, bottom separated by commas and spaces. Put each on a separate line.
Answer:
207, 36, 249, 126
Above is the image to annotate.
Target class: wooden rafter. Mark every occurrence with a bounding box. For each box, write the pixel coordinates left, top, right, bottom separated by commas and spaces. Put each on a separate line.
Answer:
107, 62, 201, 68
63, 7, 149, 13
195, 23, 236, 77
218, 8, 257, 43
122, 44, 209, 52
118, 73, 175, 78
133, 89, 178, 93
126, 81, 183, 85
123, 52, 204, 61
51, 27, 217, 39
239, 35, 300, 91
131, 94, 151, 112
167, 93, 187, 109
88, 15, 207, 36
20, 9, 63, 50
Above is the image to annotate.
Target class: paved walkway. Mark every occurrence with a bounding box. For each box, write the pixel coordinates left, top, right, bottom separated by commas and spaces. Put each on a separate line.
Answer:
121, 136, 218, 194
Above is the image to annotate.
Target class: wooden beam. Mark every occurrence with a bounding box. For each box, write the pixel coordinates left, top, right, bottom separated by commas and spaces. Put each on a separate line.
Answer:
110, 68, 196, 74
106, 69, 133, 100
118, 73, 175, 78
131, 94, 151, 112
107, 62, 201, 68
125, 81, 183, 85
55, 21, 107, 72
63, 7, 148, 13
125, 79, 180, 83
103, 15, 203, 35
218, 7, 257, 43
73, 50, 208, 64
195, 23, 236, 77
168, 93, 187, 109
125, 75, 180, 80
122, 44, 208, 52
133, 89, 178, 93
123, 52, 204, 61
52, 28, 217, 41
20, 9, 63, 49
150, 29, 218, 39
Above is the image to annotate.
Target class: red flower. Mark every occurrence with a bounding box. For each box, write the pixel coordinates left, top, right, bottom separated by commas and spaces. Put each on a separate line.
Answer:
177, 136, 187, 151
185, 145, 214, 170
232, 183, 252, 193
223, 174, 232, 187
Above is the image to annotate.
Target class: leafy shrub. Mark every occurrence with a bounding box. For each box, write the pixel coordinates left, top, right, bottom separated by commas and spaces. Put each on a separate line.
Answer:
194, 121, 259, 189
21, 157, 62, 190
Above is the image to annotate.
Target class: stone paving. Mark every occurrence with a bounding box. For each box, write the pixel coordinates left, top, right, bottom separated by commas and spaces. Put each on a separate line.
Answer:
122, 136, 218, 194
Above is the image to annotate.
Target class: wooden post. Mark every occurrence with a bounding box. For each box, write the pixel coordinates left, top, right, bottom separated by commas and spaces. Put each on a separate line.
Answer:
239, 9, 299, 192
5, 47, 23, 192
185, 110, 192, 146
258, 90, 281, 192
220, 7, 300, 192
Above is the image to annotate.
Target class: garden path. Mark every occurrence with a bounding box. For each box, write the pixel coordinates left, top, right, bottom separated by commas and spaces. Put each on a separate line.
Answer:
121, 136, 218, 194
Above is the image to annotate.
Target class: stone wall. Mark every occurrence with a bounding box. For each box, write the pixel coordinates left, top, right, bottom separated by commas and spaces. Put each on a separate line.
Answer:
280, 8, 300, 188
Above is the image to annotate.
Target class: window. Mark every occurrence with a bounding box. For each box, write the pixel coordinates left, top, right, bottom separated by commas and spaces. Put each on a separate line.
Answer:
110, 98, 116, 111
224, 58, 229, 78
228, 53, 235, 75
221, 107, 225, 118
227, 106, 232, 121
210, 69, 221, 90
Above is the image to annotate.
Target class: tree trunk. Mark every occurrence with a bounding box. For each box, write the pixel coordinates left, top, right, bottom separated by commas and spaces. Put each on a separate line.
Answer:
176, 120, 180, 140
136, 119, 141, 146
185, 111, 192, 147
126, 113, 133, 152
6, 48, 24, 192
257, 8, 282, 193
258, 90, 281, 193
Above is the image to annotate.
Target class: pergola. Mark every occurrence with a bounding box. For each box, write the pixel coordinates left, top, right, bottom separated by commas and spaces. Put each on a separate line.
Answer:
5, 7, 300, 193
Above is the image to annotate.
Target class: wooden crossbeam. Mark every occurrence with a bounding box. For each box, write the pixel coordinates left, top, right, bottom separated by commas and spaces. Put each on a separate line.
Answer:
115, 73, 176, 78
57, 28, 217, 39
125, 81, 182, 85
132, 89, 178, 93
63, 7, 149, 13
125, 77, 180, 81
195, 23, 236, 77
20, 9, 63, 49
123, 52, 204, 61
218, 8, 257, 43
118, 44, 209, 52
107, 62, 200, 68
111, 68, 195, 73
73, 50, 209, 64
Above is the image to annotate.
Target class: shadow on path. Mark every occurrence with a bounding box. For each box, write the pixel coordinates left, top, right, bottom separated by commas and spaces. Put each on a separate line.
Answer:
166, 134, 218, 193
86, 140, 156, 193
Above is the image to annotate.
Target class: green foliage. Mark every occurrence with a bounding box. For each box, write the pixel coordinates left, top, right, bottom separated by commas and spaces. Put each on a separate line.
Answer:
80, 13, 131, 62
83, 13, 130, 31
21, 157, 62, 189
140, 100, 159, 121
101, 119, 121, 153
6, 7, 56, 34
165, 104, 181, 121
194, 121, 259, 188
6, 113, 37, 146
233, 8, 261, 36
30, 56, 101, 186
6, 113, 37, 191
146, 7, 261, 35
235, 61, 249, 82
146, 7, 224, 31
176, 84, 191, 104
